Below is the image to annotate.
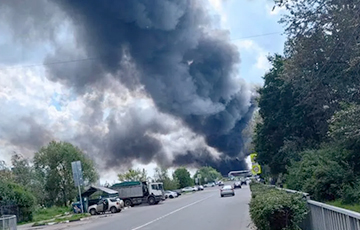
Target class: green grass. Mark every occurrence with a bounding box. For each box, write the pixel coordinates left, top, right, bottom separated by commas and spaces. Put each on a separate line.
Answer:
327, 200, 360, 213
32, 213, 90, 227
33, 206, 71, 223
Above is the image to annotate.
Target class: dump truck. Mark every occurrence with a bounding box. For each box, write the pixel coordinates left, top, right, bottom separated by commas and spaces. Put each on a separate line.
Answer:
110, 181, 164, 207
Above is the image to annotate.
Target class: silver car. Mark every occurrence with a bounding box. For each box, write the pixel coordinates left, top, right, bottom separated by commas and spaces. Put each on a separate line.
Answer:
220, 185, 235, 197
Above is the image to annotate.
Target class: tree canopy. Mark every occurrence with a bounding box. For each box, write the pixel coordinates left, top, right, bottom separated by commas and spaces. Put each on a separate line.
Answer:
34, 141, 98, 206
117, 168, 148, 182
173, 167, 193, 188
254, 0, 360, 204
193, 166, 221, 184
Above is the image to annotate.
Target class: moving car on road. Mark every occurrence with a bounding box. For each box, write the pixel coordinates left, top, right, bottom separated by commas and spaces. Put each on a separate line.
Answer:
220, 185, 235, 197
240, 178, 247, 186
218, 181, 224, 186
233, 181, 242, 189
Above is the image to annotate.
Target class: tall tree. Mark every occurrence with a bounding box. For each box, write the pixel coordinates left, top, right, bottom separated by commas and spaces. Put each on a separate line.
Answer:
254, 55, 300, 175
11, 154, 47, 206
117, 168, 148, 182
154, 167, 179, 190
173, 167, 193, 188
34, 141, 98, 206
193, 166, 221, 184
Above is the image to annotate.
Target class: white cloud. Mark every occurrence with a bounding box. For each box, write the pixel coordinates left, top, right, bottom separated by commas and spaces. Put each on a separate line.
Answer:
207, 0, 228, 28
234, 39, 271, 72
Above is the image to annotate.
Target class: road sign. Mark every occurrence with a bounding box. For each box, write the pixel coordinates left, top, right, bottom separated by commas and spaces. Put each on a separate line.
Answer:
251, 164, 262, 175
197, 174, 202, 179
71, 161, 84, 213
71, 161, 84, 187
250, 153, 258, 164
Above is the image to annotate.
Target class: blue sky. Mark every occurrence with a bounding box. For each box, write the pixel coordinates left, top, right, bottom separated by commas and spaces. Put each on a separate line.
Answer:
210, 0, 286, 84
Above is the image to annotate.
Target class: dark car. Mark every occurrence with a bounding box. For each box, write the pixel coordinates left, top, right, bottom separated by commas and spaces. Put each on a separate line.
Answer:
233, 181, 242, 189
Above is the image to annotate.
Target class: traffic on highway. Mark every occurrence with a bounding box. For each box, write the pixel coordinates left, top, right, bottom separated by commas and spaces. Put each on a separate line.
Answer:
33, 181, 251, 230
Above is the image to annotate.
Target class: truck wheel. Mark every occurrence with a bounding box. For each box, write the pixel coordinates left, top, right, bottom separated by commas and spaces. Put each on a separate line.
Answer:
148, 196, 155, 205
124, 199, 132, 207
110, 206, 117, 213
90, 209, 97, 215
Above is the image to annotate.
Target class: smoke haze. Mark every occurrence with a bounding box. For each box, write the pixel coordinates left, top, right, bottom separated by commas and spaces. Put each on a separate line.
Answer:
0, 0, 255, 174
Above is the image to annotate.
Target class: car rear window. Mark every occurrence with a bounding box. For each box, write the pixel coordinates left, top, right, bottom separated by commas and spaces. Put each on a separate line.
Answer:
223, 185, 232, 189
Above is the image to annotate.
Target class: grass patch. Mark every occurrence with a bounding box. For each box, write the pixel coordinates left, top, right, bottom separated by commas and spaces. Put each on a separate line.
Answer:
327, 200, 360, 213
33, 206, 71, 223
32, 213, 90, 226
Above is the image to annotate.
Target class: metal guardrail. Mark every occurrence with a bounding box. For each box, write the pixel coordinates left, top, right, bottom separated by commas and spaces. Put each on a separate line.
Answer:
263, 184, 360, 230
308, 200, 360, 230
0, 215, 17, 230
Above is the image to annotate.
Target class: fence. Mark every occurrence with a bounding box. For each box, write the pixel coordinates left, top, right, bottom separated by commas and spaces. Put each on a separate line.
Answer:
0, 204, 31, 223
308, 200, 360, 230
265, 184, 360, 230
0, 215, 17, 230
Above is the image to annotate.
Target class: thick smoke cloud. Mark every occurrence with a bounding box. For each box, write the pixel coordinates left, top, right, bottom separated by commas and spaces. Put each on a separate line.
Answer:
48, 0, 255, 174
2, 0, 255, 174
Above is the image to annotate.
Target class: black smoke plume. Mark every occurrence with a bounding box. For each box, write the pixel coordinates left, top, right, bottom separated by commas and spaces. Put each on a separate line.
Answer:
2, 0, 256, 174
48, 0, 255, 174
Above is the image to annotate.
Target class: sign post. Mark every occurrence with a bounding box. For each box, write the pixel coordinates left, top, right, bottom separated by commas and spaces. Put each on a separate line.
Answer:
197, 174, 202, 185
71, 161, 84, 213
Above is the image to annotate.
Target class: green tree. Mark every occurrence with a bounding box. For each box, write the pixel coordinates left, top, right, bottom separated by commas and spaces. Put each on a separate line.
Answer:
34, 141, 98, 206
118, 168, 148, 181
11, 154, 33, 187
11, 154, 47, 206
154, 167, 179, 190
0, 160, 14, 181
173, 167, 193, 188
193, 166, 221, 184
286, 147, 350, 202
0, 178, 36, 222
254, 55, 301, 175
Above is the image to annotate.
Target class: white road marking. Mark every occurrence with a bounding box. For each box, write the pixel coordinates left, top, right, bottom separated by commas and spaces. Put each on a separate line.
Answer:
131, 195, 214, 230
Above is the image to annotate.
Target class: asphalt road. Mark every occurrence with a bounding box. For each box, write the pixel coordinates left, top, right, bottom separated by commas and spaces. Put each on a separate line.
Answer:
24, 183, 252, 230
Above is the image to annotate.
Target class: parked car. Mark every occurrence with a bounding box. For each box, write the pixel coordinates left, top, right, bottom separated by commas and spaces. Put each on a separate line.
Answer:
182, 187, 196, 192
233, 181, 242, 189
198, 185, 204, 190
218, 181, 224, 186
164, 190, 178, 199
88, 198, 123, 215
220, 185, 235, 197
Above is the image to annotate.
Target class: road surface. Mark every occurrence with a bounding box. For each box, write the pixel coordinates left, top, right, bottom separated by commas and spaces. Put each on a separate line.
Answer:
21, 183, 252, 230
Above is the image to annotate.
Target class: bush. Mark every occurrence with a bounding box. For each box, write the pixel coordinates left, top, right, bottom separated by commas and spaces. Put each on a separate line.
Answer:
0, 179, 36, 222
286, 148, 348, 202
249, 183, 308, 230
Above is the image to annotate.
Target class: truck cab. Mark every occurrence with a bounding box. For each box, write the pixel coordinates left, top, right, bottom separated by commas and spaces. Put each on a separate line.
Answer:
149, 182, 165, 200
144, 182, 164, 204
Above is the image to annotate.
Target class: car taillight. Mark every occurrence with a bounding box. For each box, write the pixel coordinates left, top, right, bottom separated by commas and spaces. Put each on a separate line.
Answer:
116, 202, 119, 205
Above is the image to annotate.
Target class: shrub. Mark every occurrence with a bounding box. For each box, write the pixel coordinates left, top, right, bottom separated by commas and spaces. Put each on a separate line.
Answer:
249, 183, 308, 230
0, 179, 36, 222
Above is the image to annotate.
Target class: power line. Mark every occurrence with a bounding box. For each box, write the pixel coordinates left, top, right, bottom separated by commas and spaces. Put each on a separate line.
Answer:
230, 31, 282, 41
0, 31, 283, 70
